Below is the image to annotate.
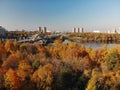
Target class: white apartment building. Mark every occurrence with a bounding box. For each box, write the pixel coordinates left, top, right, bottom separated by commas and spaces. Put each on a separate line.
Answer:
73, 27, 84, 33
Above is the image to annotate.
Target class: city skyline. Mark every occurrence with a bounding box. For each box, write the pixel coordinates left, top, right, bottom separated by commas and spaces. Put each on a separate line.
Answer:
0, 0, 120, 32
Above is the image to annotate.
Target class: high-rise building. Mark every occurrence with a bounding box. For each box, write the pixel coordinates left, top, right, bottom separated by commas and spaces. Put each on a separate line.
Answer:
39, 27, 42, 32
80, 27, 84, 32
78, 28, 80, 32
38, 27, 47, 33
72, 27, 84, 33
44, 27, 47, 33
73, 28, 76, 32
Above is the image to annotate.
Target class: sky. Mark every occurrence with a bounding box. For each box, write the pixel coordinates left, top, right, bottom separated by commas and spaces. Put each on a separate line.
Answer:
0, 0, 120, 32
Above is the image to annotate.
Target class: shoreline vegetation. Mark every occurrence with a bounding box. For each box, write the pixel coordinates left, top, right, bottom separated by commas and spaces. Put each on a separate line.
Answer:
0, 31, 120, 44
0, 39, 120, 90
66, 32, 120, 44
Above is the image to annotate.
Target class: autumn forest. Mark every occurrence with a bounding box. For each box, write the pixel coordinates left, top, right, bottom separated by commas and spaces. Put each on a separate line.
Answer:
0, 39, 120, 90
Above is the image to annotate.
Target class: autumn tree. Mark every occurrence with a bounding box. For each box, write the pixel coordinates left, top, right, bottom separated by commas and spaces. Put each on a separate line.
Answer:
55, 71, 73, 90
17, 60, 35, 90
17, 60, 33, 81
0, 41, 6, 65
86, 68, 102, 90
5, 40, 16, 54
32, 63, 54, 90
96, 44, 108, 61
105, 51, 120, 71
54, 39, 62, 46
0, 68, 6, 89
4, 69, 21, 90
20, 43, 38, 54
2, 53, 21, 70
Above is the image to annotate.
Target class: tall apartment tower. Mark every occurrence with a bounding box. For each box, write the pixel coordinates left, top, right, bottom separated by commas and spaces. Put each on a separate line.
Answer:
73, 28, 76, 32
44, 27, 47, 33
80, 27, 84, 32
78, 28, 80, 32
39, 27, 42, 32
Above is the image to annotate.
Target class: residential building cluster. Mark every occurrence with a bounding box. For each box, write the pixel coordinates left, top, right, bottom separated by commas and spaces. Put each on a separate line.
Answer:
38, 27, 47, 33
73, 27, 84, 33
107, 28, 120, 34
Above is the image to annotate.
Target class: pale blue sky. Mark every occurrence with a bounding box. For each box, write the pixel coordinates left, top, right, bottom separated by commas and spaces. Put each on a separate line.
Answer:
0, 0, 120, 32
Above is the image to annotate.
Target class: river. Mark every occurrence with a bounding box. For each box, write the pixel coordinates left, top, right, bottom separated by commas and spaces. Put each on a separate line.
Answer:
63, 39, 120, 49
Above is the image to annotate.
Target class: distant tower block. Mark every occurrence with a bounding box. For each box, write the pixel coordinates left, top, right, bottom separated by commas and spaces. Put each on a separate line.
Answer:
73, 28, 76, 32
78, 28, 80, 32
80, 27, 84, 32
39, 27, 42, 32
44, 27, 47, 33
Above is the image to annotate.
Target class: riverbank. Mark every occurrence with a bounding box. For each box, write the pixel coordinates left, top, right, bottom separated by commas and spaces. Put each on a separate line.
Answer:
65, 32, 120, 43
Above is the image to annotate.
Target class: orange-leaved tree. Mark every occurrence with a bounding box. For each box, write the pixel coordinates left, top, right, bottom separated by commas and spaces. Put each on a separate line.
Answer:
4, 69, 21, 90
0, 41, 6, 64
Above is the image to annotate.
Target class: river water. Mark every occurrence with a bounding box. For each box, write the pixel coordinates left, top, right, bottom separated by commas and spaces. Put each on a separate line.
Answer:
63, 39, 120, 49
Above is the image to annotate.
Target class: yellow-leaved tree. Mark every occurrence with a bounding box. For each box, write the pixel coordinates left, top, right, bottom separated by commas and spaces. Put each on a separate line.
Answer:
32, 63, 54, 90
